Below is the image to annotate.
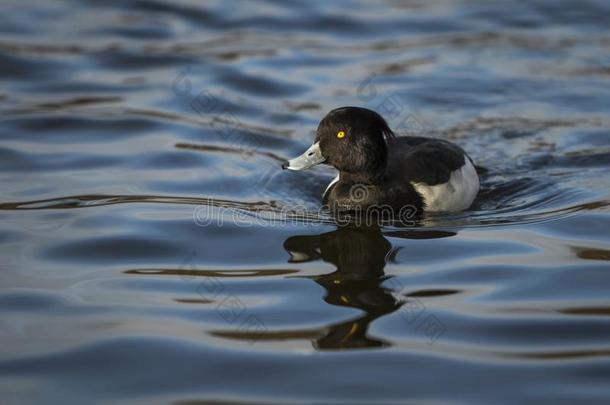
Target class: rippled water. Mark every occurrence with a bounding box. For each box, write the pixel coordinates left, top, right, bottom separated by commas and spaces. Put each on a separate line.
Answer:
1, 0, 610, 404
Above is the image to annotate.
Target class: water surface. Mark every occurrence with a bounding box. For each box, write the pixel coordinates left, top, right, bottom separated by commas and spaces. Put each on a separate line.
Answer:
1, 0, 610, 404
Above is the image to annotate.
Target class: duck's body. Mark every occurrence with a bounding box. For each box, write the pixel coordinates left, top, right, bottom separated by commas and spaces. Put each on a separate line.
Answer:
283, 107, 479, 214
323, 136, 479, 212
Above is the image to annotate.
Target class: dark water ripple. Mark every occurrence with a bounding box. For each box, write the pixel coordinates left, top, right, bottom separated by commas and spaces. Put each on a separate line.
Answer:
1, 0, 610, 404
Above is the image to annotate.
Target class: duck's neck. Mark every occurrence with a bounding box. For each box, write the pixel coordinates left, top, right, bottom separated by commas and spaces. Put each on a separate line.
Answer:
340, 169, 385, 185
338, 150, 388, 185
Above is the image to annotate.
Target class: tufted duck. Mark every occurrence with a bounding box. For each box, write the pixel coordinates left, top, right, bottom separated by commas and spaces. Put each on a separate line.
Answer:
282, 106, 479, 213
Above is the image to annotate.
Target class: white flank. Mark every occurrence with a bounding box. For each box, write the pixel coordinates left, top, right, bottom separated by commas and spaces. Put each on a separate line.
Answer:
287, 251, 310, 262
411, 159, 480, 212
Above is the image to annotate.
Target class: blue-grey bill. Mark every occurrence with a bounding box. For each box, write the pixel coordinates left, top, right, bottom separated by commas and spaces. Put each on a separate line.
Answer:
284, 142, 325, 170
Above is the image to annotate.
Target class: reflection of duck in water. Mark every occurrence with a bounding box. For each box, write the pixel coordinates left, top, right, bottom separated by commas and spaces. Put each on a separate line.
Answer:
284, 226, 398, 349
284, 226, 456, 350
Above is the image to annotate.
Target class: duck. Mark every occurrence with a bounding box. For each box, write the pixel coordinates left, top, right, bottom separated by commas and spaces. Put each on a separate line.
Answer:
281, 106, 479, 213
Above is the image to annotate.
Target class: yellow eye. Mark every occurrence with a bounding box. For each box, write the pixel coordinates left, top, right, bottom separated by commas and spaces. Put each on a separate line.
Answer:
337, 130, 346, 139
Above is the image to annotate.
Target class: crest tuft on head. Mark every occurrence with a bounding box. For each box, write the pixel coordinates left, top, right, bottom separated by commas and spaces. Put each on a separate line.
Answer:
326, 106, 395, 145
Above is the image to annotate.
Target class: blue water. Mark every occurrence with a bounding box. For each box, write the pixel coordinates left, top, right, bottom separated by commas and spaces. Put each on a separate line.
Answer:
1, 0, 610, 404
